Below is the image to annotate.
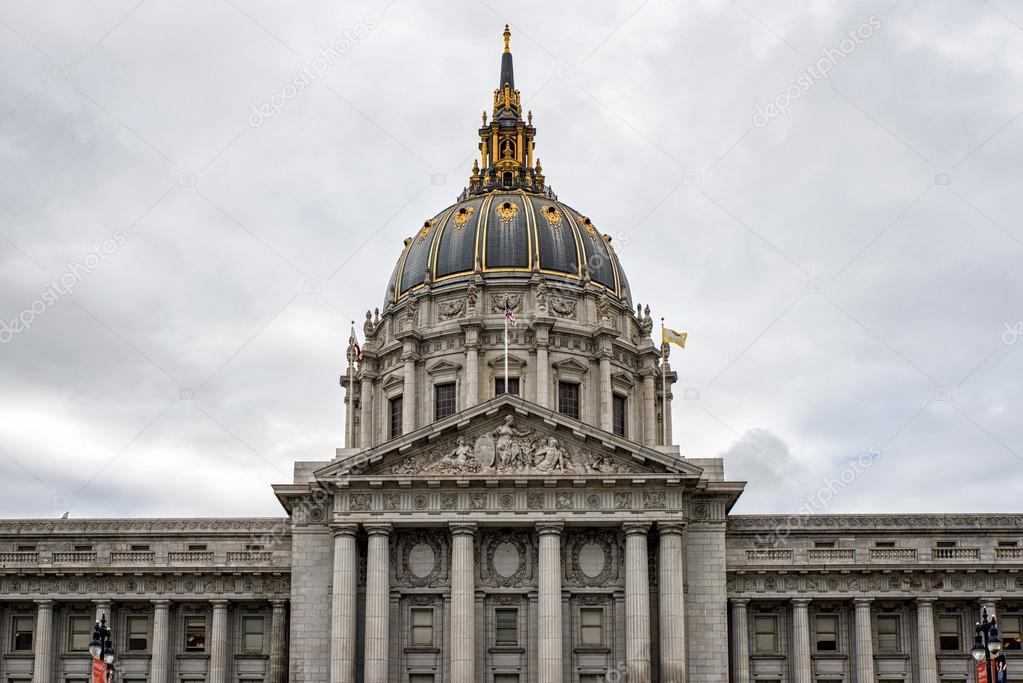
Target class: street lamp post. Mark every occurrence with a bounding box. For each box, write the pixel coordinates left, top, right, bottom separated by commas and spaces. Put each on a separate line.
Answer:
972, 607, 1001, 683
88, 614, 116, 683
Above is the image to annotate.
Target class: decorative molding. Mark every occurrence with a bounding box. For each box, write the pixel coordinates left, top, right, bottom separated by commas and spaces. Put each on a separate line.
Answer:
395, 529, 449, 588
727, 515, 1023, 532
565, 529, 620, 587
479, 529, 534, 588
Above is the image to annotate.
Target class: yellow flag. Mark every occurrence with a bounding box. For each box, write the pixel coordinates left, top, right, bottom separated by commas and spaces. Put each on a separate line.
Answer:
663, 327, 687, 349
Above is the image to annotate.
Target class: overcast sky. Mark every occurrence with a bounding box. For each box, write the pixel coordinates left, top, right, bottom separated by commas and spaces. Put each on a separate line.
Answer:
1, 0, 1021, 519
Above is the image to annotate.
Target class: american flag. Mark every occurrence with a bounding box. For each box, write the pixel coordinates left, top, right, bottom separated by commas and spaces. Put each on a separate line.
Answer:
504, 300, 517, 327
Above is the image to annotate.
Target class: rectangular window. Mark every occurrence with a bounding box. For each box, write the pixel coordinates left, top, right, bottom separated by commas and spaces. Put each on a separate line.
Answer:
242, 616, 264, 653
874, 541, 895, 548
877, 615, 900, 653
815, 614, 838, 651
998, 540, 1018, 547
1000, 615, 1022, 651
16, 544, 36, 551
558, 382, 580, 420
184, 616, 206, 652
389, 396, 403, 438
127, 615, 149, 651
409, 675, 434, 683
495, 608, 517, 646
754, 615, 778, 653
579, 608, 603, 646
612, 394, 626, 436
68, 616, 92, 651
938, 615, 961, 651
495, 377, 520, 396
494, 675, 519, 683
411, 608, 434, 646
13, 616, 34, 651
434, 383, 456, 420
74, 544, 93, 551
187, 544, 207, 551
935, 541, 957, 548
130, 544, 150, 551
814, 541, 836, 548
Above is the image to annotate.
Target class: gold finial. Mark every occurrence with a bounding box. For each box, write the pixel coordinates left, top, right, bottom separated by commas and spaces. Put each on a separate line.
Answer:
503, 24, 511, 53
527, 110, 532, 125
482, 110, 487, 125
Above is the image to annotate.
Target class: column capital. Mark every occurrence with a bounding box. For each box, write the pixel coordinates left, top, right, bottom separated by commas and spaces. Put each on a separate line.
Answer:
332, 523, 359, 537
853, 597, 874, 607
152, 599, 171, 608
536, 521, 564, 536
790, 597, 812, 608
270, 599, 287, 609
915, 597, 937, 605
731, 598, 751, 608
34, 599, 54, 608
363, 522, 393, 536
449, 521, 478, 536
623, 521, 651, 536
93, 599, 112, 606
658, 520, 687, 535
210, 599, 230, 608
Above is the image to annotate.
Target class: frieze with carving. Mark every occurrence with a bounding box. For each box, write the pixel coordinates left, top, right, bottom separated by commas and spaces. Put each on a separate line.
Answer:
549, 295, 577, 318
491, 294, 522, 314
438, 299, 467, 320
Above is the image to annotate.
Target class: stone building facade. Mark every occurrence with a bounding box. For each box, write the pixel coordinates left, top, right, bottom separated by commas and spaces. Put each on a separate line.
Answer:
2, 25, 1021, 683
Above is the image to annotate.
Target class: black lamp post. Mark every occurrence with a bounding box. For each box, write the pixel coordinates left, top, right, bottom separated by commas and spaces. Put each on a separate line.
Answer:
972, 607, 1002, 683
88, 614, 116, 682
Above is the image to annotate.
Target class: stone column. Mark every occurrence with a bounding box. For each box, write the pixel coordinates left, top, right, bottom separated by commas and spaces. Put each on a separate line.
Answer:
853, 598, 874, 683
599, 351, 613, 432
402, 354, 416, 432
331, 524, 359, 683
209, 600, 229, 683
916, 598, 937, 683
94, 599, 112, 628
730, 600, 750, 683
269, 599, 287, 683
624, 523, 652, 683
150, 600, 171, 683
32, 599, 53, 683
537, 522, 564, 683
465, 341, 479, 406
364, 523, 392, 683
450, 523, 477, 683
658, 522, 686, 683
360, 375, 374, 448
790, 599, 811, 683
642, 372, 656, 447
536, 339, 550, 408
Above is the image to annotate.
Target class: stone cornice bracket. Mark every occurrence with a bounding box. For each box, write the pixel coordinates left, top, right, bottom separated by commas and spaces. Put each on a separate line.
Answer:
449, 522, 478, 536
363, 522, 393, 536
622, 521, 652, 535
535, 521, 564, 536
657, 521, 687, 535
915, 597, 937, 604
331, 523, 359, 538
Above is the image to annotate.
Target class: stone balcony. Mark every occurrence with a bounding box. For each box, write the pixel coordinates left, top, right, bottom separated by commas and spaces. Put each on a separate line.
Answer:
736, 545, 1019, 567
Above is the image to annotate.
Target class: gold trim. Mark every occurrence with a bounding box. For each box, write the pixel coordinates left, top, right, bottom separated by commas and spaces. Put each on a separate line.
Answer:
453, 205, 474, 229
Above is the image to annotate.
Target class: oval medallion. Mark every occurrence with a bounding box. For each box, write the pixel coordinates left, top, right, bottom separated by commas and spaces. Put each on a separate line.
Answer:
578, 542, 606, 578
493, 541, 521, 578
408, 543, 436, 578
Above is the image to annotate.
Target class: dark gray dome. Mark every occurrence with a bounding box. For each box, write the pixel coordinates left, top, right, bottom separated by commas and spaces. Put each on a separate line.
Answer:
384, 192, 632, 307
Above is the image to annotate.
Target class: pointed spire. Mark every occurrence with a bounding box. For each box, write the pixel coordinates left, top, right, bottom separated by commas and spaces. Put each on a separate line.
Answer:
499, 24, 515, 90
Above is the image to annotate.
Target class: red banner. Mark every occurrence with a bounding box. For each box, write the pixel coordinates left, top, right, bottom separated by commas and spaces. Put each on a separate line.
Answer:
91, 658, 106, 683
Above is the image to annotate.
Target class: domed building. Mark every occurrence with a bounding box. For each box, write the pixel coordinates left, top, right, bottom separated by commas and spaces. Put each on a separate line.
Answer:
0, 24, 1018, 683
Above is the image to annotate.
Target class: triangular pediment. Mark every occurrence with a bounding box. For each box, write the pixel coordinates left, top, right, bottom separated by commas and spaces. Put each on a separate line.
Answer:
314, 396, 703, 480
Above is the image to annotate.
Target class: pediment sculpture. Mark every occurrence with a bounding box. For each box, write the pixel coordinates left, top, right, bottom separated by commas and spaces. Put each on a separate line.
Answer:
388, 416, 635, 476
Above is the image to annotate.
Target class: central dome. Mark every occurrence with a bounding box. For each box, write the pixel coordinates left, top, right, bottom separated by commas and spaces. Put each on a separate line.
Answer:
384, 192, 631, 306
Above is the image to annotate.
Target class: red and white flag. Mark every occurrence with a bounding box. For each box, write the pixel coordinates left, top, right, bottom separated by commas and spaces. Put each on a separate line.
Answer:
504, 301, 517, 327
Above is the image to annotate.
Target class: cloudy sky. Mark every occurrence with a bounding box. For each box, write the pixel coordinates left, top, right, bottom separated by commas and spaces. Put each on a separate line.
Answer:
1, 0, 1020, 519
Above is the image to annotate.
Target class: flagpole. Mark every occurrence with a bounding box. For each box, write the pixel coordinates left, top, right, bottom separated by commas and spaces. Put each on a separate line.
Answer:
504, 307, 509, 394
660, 317, 667, 447
347, 324, 354, 449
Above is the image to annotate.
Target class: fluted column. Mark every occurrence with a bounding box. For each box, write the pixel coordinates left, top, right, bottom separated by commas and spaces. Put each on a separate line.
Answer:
642, 372, 656, 446
465, 341, 479, 406
360, 375, 374, 448
364, 523, 392, 683
31, 599, 53, 683
536, 341, 549, 407
450, 523, 477, 683
599, 351, 613, 432
916, 598, 937, 683
730, 600, 751, 683
269, 599, 287, 683
624, 523, 652, 683
209, 600, 229, 683
402, 355, 416, 432
853, 598, 874, 683
537, 522, 564, 683
150, 600, 171, 683
331, 524, 359, 683
658, 522, 686, 683
790, 599, 811, 683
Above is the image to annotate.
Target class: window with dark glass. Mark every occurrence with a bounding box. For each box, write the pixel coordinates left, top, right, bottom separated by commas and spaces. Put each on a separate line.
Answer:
815, 615, 838, 651
130, 544, 150, 551
74, 544, 93, 552
68, 616, 91, 651
612, 394, 626, 436
935, 540, 957, 548
16, 544, 35, 552
579, 608, 603, 646
434, 383, 456, 420
126, 615, 149, 651
877, 615, 900, 653
495, 608, 518, 646
580, 676, 604, 683
814, 540, 836, 548
13, 616, 33, 651
187, 544, 207, 551
389, 395, 403, 438
938, 615, 961, 651
495, 377, 520, 396
754, 615, 778, 653
411, 608, 433, 646
874, 541, 895, 548
558, 382, 580, 420
242, 616, 264, 652
1001, 616, 1022, 651
185, 616, 206, 652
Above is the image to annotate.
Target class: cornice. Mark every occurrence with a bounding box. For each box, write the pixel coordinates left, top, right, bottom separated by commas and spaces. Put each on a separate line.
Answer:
0, 518, 289, 536
727, 514, 1023, 533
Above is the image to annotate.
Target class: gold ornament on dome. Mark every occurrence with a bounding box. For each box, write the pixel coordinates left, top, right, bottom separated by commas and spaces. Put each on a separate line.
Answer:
578, 215, 599, 242
453, 206, 474, 229
496, 201, 518, 223
541, 205, 562, 228
417, 218, 437, 243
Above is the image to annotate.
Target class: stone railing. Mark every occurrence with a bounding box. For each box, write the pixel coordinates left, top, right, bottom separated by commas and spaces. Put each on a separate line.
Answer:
52, 551, 97, 564
0, 551, 39, 565
869, 548, 917, 561
746, 548, 794, 561
932, 547, 980, 560
807, 548, 855, 561
226, 551, 274, 564
110, 551, 155, 564
168, 551, 214, 564
996, 547, 1023, 559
